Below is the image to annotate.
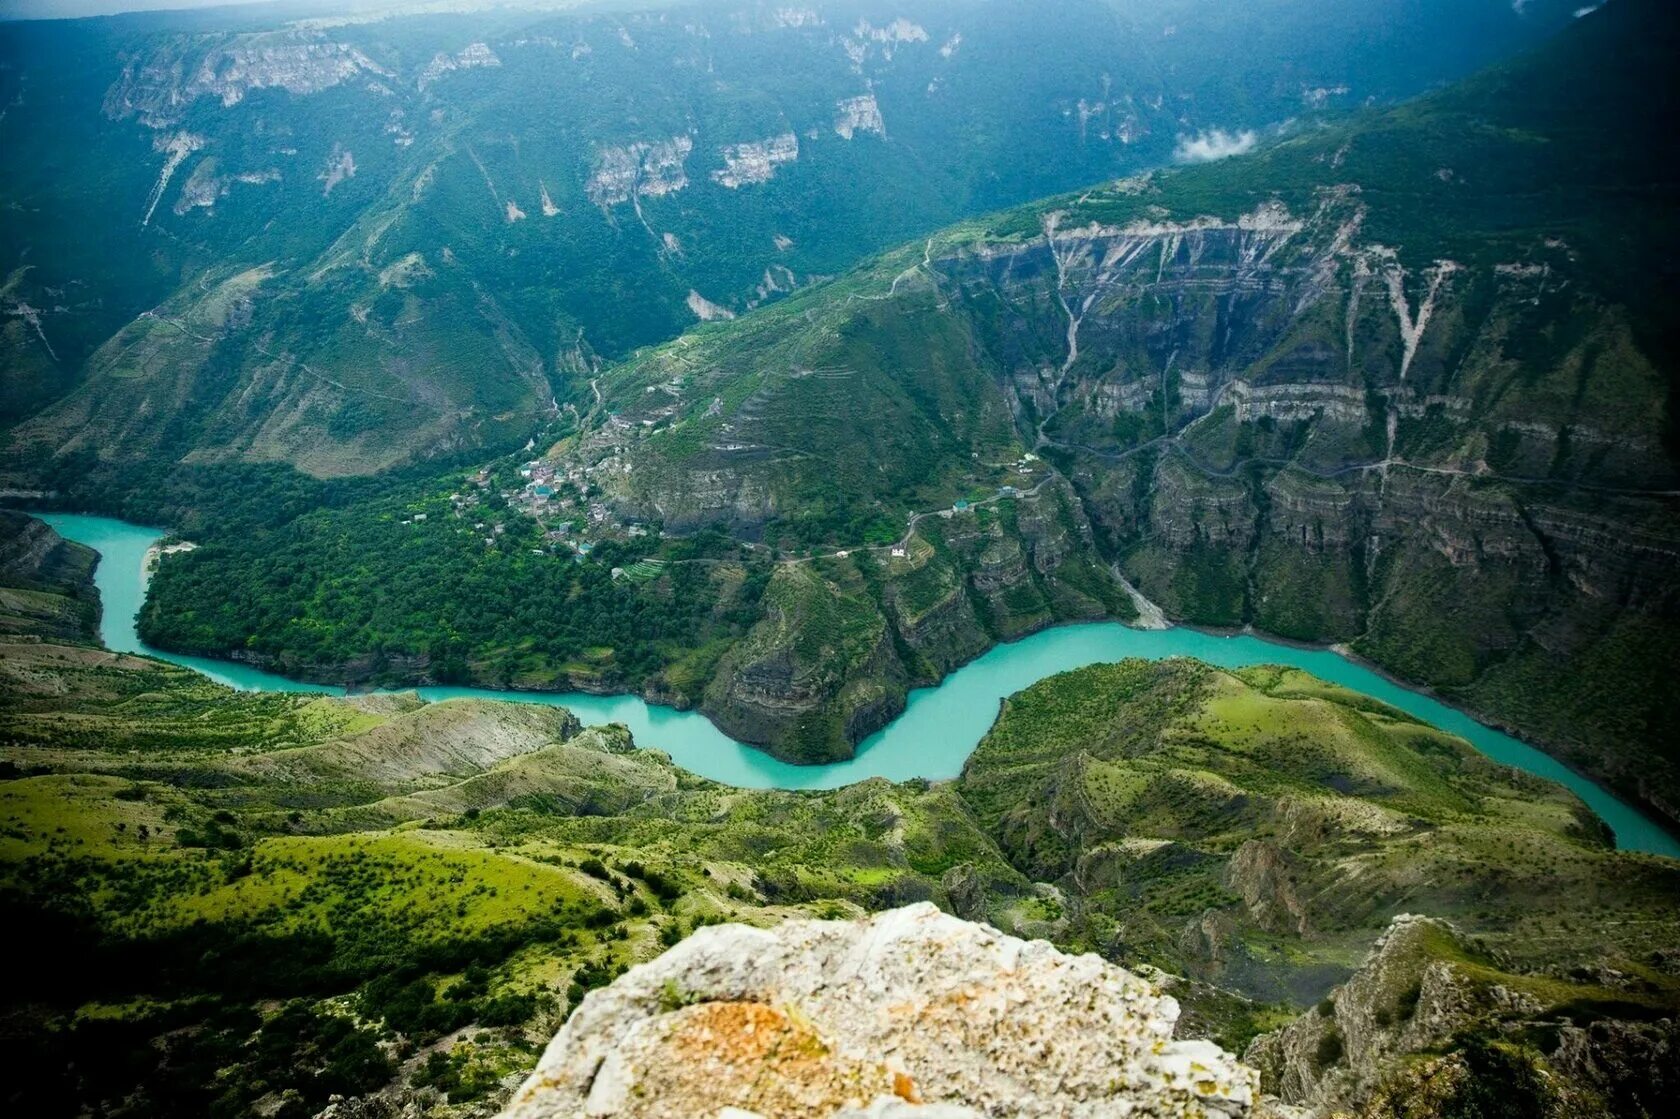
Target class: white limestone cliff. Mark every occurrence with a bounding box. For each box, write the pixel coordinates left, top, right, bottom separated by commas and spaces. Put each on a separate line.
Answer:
587, 137, 693, 207
418, 42, 501, 90
713, 133, 800, 188
834, 94, 886, 140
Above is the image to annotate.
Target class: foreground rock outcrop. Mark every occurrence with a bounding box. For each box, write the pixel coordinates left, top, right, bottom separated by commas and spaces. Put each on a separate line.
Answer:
498, 903, 1258, 1118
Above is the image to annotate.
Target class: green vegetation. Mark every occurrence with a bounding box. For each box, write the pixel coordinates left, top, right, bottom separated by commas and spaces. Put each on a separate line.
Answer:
68, 450, 1124, 761
41, 1, 1665, 802
0, 637, 1027, 1117
138, 479, 739, 692
5, 609, 1674, 1114
0, 511, 99, 642
1, 4, 1676, 1115
956, 658, 1680, 1006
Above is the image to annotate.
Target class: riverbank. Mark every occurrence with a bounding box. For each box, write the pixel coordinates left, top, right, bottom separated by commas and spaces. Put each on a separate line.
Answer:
38, 511, 1680, 858
141, 539, 196, 581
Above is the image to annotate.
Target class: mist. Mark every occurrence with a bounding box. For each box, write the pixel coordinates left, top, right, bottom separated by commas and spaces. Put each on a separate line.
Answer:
1172, 127, 1259, 163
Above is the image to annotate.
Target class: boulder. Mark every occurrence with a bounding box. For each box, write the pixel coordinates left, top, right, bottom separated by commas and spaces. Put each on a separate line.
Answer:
498, 902, 1258, 1118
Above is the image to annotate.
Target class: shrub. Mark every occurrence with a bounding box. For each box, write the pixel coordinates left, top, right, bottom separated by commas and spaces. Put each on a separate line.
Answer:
1314, 1027, 1344, 1069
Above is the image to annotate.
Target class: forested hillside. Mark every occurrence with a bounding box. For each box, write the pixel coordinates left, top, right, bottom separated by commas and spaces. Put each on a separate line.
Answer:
4, 545, 1674, 1115
0, 0, 1583, 474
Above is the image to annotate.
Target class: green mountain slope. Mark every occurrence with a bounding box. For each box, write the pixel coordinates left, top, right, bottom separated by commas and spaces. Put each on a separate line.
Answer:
0, 509, 99, 641
510, 0, 1680, 808
3, 622, 1674, 1117
957, 658, 1677, 1000
123, 0, 1680, 817
0, 0, 1584, 475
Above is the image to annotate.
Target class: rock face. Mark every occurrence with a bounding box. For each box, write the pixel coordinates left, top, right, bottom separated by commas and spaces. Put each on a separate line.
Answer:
498, 903, 1258, 1119
0, 512, 100, 642
691, 480, 1126, 764
934, 184, 1680, 829
712, 133, 800, 188
418, 41, 501, 90
834, 93, 886, 139
587, 136, 693, 207
0, 513, 93, 594
1245, 912, 1679, 1119
103, 33, 390, 127
1246, 914, 1471, 1108
699, 562, 901, 763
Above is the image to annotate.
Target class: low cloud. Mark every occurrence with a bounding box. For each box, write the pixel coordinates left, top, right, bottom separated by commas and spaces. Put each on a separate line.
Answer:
1173, 128, 1258, 163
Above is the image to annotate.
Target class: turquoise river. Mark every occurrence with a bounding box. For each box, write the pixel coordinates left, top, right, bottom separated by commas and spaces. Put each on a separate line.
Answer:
40, 512, 1680, 859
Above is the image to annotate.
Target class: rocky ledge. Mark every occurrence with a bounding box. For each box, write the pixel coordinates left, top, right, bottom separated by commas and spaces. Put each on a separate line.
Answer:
497, 903, 1258, 1119
1246, 913, 1678, 1118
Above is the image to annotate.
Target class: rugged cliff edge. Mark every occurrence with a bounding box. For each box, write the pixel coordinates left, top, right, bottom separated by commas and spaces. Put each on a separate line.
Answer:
1247, 913, 1678, 1118
0, 511, 99, 641
518, 0, 1680, 815
497, 903, 1258, 1119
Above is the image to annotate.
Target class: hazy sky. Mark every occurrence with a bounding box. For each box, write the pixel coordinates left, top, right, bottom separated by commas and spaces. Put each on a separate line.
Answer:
1, 0, 279, 18
0, 0, 610, 20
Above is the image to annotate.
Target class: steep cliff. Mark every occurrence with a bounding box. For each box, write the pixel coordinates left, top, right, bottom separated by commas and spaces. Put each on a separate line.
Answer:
699, 477, 1129, 763
1247, 913, 1679, 1119
0, 511, 99, 641
537, 0, 1680, 817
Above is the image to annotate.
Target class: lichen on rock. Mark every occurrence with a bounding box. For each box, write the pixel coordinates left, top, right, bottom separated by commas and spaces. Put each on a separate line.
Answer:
498, 903, 1258, 1118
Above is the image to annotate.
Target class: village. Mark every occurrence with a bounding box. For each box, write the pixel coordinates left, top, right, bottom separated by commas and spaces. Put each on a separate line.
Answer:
387, 423, 669, 584
403, 397, 1053, 583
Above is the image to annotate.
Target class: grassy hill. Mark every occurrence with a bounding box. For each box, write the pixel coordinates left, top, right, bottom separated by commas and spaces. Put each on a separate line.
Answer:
0, 635, 1024, 1115
958, 659, 1680, 1001
2, 591, 1675, 1115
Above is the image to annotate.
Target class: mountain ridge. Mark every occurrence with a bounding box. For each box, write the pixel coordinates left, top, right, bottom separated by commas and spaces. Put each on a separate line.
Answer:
1, 0, 1589, 475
